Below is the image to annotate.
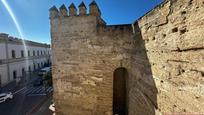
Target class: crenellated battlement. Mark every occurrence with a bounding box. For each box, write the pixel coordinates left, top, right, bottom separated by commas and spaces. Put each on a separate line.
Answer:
49, 1, 133, 36
49, 1, 101, 19
51, 0, 204, 114
97, 24, 133, 35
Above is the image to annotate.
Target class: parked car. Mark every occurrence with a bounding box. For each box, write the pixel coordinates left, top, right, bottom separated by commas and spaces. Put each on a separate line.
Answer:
38, 67, 51, 76
33, 78, 43, 86
0, 92, 13, 103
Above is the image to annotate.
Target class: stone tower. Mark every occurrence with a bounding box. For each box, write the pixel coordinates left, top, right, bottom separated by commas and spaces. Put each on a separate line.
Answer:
49, 1, 156, 114
50, 0, 204, 115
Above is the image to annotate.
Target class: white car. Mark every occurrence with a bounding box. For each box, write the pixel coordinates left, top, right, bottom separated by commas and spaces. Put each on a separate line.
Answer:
0, 92, 13, 103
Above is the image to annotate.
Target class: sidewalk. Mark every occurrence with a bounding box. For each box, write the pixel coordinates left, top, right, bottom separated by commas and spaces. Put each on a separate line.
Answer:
30, 95, 53, 115
0, 81, 20, 93
0, 72, 39, 93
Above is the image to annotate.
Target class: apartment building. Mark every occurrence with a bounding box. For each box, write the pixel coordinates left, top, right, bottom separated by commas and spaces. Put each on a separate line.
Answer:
0, 33, 51, 87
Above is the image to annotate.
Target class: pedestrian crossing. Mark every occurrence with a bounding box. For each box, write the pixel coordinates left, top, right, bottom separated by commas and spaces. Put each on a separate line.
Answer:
20, 86, 53, 96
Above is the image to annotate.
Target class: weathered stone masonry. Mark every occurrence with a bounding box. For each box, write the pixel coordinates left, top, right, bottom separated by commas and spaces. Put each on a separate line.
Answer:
50, 0, 204, 115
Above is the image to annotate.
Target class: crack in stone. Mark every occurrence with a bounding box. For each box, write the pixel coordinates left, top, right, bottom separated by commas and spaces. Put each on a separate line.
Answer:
167, 59, 189, 63
148, 0, 174, 30
172, 47, 204, 52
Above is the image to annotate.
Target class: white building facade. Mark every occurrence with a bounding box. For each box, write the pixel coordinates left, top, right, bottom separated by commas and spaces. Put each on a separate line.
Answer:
0, 33, 51, 87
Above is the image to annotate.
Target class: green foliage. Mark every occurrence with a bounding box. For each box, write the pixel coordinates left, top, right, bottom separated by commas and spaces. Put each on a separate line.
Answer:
43, 71, 52, 86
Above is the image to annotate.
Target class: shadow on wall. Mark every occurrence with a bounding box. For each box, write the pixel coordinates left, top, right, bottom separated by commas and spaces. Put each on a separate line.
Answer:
128, 22, 158, 115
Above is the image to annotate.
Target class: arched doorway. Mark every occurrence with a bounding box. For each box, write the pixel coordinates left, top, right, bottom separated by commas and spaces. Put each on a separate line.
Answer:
113, 67, 128, 115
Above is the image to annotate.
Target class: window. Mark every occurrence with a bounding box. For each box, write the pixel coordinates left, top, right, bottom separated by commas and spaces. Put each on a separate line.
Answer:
21, 50, 24, 57
13, 71, 17, 79
38, 63, 40, 69
33, 50, 35, 56
11, 50, 16, 58
44, 51, 46, 55
29, 66, 31, 72
28, 50, 30, 57
41, 51, 43, 55
22, 68, 25, 76
33, 65, 36, 70
37, 50, 39, 56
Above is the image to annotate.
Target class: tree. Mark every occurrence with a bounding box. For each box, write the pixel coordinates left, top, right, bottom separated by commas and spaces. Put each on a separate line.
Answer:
44, 71, 52, 86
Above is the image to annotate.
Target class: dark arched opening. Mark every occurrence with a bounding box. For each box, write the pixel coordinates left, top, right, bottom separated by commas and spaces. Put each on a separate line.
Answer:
113, 67, 128, 115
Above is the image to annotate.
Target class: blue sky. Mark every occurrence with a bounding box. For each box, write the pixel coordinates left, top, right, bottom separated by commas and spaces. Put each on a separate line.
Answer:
0, 0, 162, 44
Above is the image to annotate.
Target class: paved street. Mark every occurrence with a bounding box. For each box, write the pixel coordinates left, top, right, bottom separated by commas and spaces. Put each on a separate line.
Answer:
30, 95, 53, 115
21, 86, 53, 96
0, 72, 53, 115
0, 85, 53, 115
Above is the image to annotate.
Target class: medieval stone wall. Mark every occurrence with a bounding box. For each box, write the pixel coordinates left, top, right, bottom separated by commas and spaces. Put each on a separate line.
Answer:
136, 0, 204, 114
50, 0, 204, 115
